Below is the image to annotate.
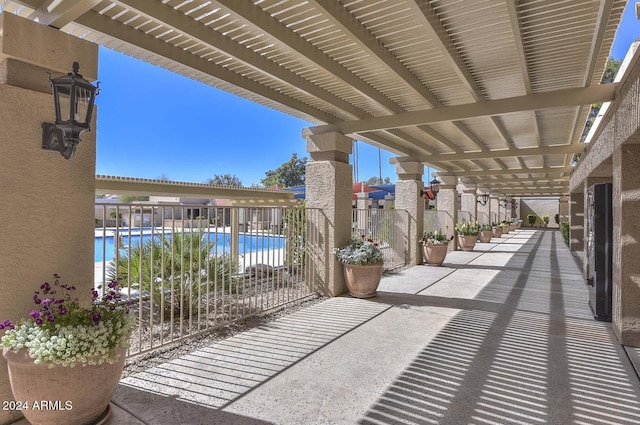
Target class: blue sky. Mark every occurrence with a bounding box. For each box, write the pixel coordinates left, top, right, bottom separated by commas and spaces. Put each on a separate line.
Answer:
95, 1, 640, 186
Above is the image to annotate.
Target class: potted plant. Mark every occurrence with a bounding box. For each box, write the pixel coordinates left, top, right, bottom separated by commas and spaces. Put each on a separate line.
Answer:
541, 215, 550, 228
491, 222, 502, 238
455, 220, 479, 251
1, 275, 133, 425
527, 213, 538, 227
334, 235, 384, 298
478, 224, 493, 243
500, 220, 510, 234
421, 230, 454, 266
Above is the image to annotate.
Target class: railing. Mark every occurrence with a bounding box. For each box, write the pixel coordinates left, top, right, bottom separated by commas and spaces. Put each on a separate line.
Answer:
424, 210, 453, 235
95, 202, 325, 358
351, 208, 407, 270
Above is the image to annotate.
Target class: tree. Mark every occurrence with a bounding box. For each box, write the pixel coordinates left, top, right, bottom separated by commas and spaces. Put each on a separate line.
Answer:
119, 195, 149, 203
205, 174, 243, 187
364, 176, 391, 186
579, 58, 623, 144
261, 153, 307, 188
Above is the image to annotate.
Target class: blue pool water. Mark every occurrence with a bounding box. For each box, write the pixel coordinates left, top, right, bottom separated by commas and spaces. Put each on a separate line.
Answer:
95, 230, 286, 262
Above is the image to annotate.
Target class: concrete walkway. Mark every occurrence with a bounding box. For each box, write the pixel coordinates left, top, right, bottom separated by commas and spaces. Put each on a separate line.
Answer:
108, 229, 640, 425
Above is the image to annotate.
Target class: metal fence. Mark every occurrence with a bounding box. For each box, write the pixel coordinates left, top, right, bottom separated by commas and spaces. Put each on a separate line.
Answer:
95, 202, 325, 358
351, 208, 407, 270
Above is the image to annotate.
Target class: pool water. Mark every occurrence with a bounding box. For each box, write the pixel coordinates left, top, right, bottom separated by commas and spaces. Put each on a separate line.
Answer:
95, 230, 286, 262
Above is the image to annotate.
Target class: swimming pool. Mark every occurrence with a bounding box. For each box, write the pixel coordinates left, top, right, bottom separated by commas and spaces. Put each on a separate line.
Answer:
95, 230, 286, 262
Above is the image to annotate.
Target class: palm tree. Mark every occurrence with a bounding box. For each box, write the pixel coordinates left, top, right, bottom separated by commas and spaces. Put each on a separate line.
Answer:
108, 230, 237, 318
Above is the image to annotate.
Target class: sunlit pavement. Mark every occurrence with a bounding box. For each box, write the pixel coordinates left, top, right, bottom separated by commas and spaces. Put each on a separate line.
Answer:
106, 229, 640, 425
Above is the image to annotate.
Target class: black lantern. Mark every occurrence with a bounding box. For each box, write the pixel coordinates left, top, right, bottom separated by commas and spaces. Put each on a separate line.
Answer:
511, 198, 518, 211
421, 178, 441, 200
42, 62, 99, 159
500, 198, 508, 208
477, 192, 489, 206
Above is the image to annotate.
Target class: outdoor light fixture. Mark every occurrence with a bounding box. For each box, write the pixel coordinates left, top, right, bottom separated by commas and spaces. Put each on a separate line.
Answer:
511, 198, 518, 211
421, 178, 441, 200
42, 62, 99, 159
500, 199, 508, 208
477, 192, 489, 206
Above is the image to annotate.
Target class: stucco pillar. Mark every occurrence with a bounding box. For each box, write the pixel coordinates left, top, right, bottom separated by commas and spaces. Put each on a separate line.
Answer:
476, 188, 490, 225
460, 183, 477, 223
559, 196, 569, 223
304, 131, 352, 297
0, 14, 98, 425
383, 193, 394, 209
612, 145, 640, 347
489, 192, 500, 225
355, 192, 369, 234
569, 191, 584, 252
393, 158, 424, 265
437, 175, 458, 250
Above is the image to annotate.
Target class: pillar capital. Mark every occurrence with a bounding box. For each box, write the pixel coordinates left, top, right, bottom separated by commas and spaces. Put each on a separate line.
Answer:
392, 157, 424, 181
304, 131, 352, 163
461, 183, 477, 194
439, 175, 457, 189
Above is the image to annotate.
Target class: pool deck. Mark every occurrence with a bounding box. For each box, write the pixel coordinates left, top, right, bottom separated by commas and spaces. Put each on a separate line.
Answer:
18, 229, 640, 425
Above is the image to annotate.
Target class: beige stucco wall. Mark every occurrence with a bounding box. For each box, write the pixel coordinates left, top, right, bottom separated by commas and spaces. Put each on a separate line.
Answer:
520, 197, 560, 228
0, 14, 97, 425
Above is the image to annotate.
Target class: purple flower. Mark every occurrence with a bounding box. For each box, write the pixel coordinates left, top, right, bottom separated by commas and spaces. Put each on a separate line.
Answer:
59, 308, 67, 315
35, 318, 43, 326
34, 298, 41, 305
30, 310, 40, 319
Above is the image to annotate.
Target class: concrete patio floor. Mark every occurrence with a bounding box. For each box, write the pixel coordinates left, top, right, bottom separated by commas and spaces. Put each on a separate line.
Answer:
104, 229, 640, 425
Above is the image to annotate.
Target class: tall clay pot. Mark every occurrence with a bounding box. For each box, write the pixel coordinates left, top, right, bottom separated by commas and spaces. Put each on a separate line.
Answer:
457, 235, 477, 251
478, 230, 493, 243
492, 226, 502, 238
343, 263, 383, 298
2, 347, 127, 425
423, 244, 448, 266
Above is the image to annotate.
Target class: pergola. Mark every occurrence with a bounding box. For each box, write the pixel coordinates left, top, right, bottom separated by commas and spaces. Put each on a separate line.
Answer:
1, 0, 626, 197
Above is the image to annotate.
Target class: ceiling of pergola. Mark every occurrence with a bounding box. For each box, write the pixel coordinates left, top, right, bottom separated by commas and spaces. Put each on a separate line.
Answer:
3, 0, 627, 196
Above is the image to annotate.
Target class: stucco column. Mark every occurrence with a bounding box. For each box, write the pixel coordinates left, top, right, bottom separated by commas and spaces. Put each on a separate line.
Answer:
460, 183, 477, 223
393, 158, 424, 265
355, 192, 369, 234
559, 196, 569, 223
383, 193, 394, 209
437, 175, 458, 250
490, 192, 500, 225
0, 14, 98, 424
612, 145, 640, 347
569, 191, 584, 252
304, 131, 352, 297
476, 188, 490, 225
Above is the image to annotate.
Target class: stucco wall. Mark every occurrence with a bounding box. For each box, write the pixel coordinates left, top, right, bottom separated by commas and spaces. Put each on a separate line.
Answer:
520, 197, 560, 228
0, 14, 97, 425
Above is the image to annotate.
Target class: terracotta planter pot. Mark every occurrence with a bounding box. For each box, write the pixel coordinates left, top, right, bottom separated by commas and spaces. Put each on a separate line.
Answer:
502, 226, 510, 234
492, 226, 502, 238
516, 221, 522, 228
2, 347, 126, 425
423, 244, 448, 266
510, 223, 516, 232
457, 235, 477, 251
478, 230, 493, 243
343, 263, 383, 298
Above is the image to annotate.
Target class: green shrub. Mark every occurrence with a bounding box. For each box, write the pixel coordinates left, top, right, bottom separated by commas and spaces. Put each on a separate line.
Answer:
554, 213, 560, 225
527, 214, 537, 227
560, 222, 570, 247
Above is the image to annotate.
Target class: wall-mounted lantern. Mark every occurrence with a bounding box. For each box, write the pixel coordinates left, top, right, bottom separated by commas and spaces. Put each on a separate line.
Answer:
500, 198, 508, 208
42, 62, 99, 159
511, 198, 518, 211
477, 192, 489, 206
421, 178, 441, 200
